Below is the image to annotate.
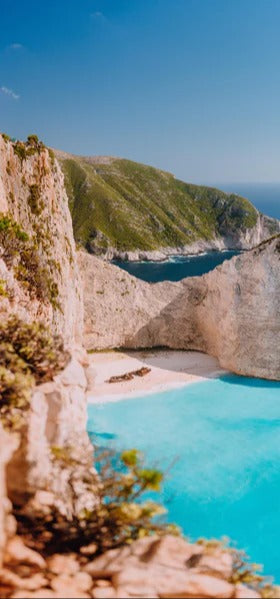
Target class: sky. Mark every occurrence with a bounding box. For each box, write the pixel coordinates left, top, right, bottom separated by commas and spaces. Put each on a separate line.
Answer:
1, 0, 280, 184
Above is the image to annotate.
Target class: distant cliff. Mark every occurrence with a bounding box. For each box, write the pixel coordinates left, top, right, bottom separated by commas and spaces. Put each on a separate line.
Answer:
80, 234, 280, 380
57, 151, 280, 260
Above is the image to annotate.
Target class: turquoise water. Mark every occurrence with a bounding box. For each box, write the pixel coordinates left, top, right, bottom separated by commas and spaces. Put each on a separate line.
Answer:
87, 374, 280, 581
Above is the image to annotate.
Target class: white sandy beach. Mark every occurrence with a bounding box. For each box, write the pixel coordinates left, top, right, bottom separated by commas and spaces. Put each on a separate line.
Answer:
88, 349, 225, 403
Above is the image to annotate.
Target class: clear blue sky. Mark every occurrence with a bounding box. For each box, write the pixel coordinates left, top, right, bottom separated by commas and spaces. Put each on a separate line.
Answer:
1, 0, 280, 183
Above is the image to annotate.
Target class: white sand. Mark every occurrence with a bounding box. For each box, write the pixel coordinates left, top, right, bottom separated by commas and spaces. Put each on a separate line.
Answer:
87, 350, 225, 404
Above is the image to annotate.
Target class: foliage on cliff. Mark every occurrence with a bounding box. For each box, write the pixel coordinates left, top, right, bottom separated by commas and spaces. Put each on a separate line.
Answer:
57, 153, 269, 253
0, 213, 60, 308
18, 445, 177, 555
0, 316, 70, 430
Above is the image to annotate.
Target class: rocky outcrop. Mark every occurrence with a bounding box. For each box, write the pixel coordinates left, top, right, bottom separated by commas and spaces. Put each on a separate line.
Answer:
0, 534, 268, 598
79, 235, 280, 380
6, 348, 97, 519
0, 426, 17, 568
0, 137, 95, 579
0, 135, 83, 344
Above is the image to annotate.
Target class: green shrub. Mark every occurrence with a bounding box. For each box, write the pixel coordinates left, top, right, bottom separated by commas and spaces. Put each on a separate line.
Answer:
48, 148, 56, 167
16, 446, 176, 554
0, 279, 8, 297
27, 134, 39, 146
0, 316, 69, 430
1, 133, 11, 143
0, 214, 29, 267
13, 142, 27, 162
0, 213, 61, 309
28, 184, 44, 215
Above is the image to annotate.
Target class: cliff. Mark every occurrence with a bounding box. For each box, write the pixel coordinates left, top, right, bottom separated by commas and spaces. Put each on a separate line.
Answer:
0, 134, 277, 598
79, 234, 280, 380
57, 151, 280, 259
0, 136, 95, 579
0, 135, 83, 344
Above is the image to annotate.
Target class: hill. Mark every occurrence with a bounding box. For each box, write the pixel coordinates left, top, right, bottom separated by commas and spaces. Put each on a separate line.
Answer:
56, 151, 280, 259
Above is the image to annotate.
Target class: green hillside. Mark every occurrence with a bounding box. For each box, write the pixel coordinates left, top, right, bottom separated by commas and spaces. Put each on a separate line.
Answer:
57, 153, 263, 253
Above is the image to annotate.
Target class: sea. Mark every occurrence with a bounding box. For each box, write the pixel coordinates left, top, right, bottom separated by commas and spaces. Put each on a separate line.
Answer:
113, 183, 280, 282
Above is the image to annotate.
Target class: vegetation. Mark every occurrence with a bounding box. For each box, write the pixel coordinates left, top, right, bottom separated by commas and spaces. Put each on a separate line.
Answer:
7, 134, 46, 162
28, 184, 44, 215
0, 214, 60, 308
1, 133, 11, 143
57, 154, 270, 253
0, 316, 69, 430
16, 446, 177, 555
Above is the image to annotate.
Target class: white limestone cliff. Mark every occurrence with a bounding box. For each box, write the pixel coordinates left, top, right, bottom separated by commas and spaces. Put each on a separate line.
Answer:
0, 136, 83, 345
79, 235, 280, 380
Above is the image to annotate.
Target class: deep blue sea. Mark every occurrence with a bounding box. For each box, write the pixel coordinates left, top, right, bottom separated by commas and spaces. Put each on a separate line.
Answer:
113, 183, 280, 282
113, 251, 239, 283
88, 374, 280, 582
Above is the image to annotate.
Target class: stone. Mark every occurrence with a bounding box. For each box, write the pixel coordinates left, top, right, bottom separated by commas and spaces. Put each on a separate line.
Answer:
95, 580, 114, 588
4, 536, 46, 569
80, 542, 98, 556
56, 357, 87, 388
47, 553, 80, 575
86, 545, 132, 577
51, 572, 92, 593
131, 535, 201, 568
234, 583, 261, 598
92, 586, 118, 599
195, 550, 233, 579
0, 425, 18, 567
11, 591, 57, 599
0, 568, 47, 590
158, 573, 234, 598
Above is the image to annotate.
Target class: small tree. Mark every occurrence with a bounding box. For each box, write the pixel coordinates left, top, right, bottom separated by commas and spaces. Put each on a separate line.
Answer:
27, 134, 39, 146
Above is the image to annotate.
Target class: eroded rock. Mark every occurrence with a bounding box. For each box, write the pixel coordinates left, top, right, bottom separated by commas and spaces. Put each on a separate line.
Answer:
80, 236, 280, 380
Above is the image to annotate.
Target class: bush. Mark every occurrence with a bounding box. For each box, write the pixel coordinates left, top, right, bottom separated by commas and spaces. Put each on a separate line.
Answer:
28, 184, 44, 215
0, 316, 70, 430
27, 134, 39, 146
13, 142, 27, 162
1, 133, 11, 143
0, 213, 61, 309
16, 446, 177, 555
0, 214, 29, 267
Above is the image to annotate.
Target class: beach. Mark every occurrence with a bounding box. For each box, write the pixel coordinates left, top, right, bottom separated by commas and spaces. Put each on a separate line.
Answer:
87, 349, 224, 403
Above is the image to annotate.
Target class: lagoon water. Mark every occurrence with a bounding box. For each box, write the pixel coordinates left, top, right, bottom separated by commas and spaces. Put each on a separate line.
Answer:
88, 374, 280, 582
113, 250, 240, 283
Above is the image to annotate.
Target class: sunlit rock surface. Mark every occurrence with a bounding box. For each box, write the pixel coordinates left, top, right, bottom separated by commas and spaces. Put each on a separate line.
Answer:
80, 236, 280, 380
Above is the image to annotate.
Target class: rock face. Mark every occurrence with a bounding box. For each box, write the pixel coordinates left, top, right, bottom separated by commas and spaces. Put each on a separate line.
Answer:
0, 534, 264, 599
0, 137, 94, 569
79, 235, 280, 380
6, 348, 96, 518
0, 426, 17, 567
0, 135, 83, 344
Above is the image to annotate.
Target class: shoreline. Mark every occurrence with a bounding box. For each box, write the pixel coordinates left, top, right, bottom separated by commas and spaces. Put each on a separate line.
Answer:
98, 241, 246, 263
87, 349, 225, 404
112, 248, 242, 265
